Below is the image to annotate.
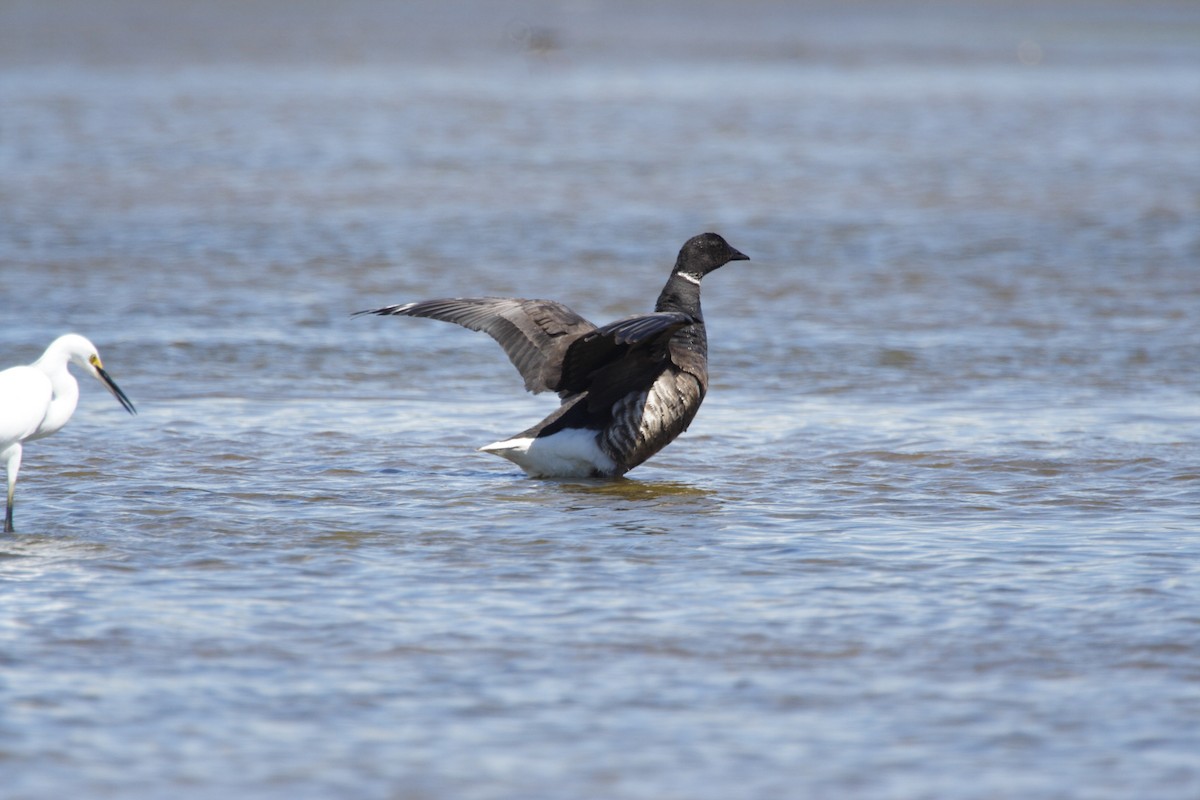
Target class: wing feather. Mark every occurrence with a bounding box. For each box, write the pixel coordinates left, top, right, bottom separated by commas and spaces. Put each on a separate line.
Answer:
358, 298, 597, 394
558, 311, 695, 397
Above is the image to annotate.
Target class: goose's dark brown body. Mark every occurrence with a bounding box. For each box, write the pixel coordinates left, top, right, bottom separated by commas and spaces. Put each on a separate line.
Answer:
598, 350, 706, 474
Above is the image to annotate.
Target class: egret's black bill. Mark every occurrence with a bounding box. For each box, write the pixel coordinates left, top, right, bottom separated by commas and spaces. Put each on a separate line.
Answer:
97, 366, 137, 415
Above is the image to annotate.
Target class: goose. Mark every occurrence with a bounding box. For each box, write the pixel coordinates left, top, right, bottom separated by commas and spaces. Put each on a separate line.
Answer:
358, 232, 749, 478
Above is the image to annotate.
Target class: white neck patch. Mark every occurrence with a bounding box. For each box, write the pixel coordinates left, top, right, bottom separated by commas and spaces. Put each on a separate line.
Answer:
678, 272, 702, 286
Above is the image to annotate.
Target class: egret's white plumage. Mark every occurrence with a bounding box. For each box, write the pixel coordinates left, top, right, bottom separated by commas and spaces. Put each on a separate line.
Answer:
1, 334, 136, 533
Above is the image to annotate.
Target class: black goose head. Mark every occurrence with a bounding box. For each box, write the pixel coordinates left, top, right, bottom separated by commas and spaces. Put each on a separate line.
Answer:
673, 232, 750, 282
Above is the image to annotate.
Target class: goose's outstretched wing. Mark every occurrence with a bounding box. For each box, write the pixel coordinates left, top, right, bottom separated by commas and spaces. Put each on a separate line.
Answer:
357, 297, 597, 394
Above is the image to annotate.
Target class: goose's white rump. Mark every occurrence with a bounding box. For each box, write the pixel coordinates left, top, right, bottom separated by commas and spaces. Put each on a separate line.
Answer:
480, 428, 618, 478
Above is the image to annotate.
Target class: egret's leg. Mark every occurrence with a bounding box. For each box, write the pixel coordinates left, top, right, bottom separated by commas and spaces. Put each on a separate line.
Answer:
3, 444, 21, 533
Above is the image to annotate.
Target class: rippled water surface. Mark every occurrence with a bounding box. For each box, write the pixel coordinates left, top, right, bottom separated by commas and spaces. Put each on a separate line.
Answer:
2, 2, 1199, 798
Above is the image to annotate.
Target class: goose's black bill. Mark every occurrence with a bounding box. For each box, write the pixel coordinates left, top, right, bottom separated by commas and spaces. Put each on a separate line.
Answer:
97, 366, 136, 415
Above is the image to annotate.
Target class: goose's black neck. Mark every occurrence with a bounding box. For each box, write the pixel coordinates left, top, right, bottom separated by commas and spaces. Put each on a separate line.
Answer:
655, 272, 704, 320
655, 271, 708, 358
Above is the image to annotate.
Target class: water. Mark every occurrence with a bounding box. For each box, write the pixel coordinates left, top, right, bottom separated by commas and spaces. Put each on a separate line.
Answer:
2, 1, 1199, 798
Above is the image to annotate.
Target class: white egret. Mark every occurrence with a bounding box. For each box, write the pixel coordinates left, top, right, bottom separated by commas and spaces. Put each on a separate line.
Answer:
1, 334, 136, 533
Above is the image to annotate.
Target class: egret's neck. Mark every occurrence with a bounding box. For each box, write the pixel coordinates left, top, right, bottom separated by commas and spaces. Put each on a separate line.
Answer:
30, 358, 80, 440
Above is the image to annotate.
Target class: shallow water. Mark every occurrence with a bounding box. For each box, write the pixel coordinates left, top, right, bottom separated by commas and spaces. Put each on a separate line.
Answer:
2, 1, 1199, 798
